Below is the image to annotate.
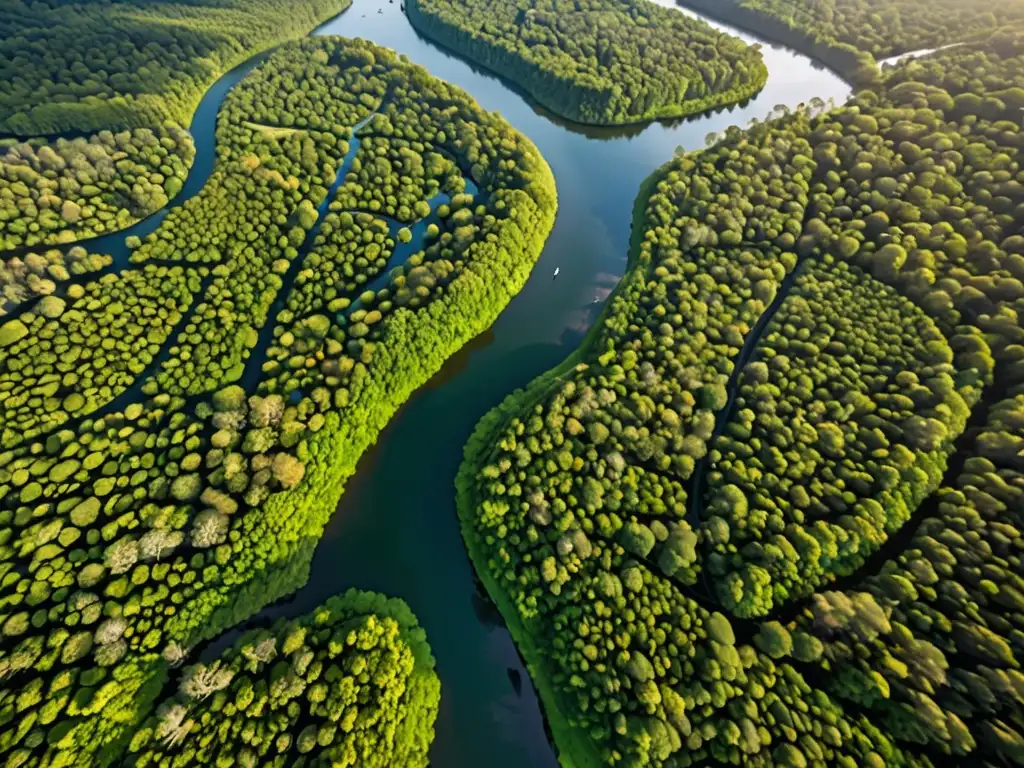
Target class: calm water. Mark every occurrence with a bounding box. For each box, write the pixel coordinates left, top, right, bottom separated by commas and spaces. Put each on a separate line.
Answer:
70, 2, 850, 764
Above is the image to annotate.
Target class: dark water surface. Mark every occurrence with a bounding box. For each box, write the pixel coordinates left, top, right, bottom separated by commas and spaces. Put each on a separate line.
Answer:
63, 2, 851, 764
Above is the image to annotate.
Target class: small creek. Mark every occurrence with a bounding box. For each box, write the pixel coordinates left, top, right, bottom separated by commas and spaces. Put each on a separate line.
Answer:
236, 98, 481, 395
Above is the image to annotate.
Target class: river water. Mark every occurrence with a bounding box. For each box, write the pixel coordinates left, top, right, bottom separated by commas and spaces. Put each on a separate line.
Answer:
282, 3, 849, 766
34, 2, 851, 764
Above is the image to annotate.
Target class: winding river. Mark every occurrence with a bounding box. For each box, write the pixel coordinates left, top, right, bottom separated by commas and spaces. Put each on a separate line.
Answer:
254, 3, 850, 766
9, 2, 856, 765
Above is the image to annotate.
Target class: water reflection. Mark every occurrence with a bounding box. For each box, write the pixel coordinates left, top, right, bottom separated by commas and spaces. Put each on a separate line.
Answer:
1, 1, 855, 762
524, 91, 766, 141
424, 328, 496, 392
472, 587, 506, 630
507, 669, 523, 697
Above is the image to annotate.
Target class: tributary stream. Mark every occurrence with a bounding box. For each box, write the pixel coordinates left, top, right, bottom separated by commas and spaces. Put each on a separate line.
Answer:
19, 2, 860, 764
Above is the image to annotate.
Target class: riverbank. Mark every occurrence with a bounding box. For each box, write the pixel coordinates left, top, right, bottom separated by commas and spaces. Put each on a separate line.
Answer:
235, 3, 850, 765
672, 0, 982, 86
0, 49, 277, 261
453, 161, 665, 768
0, 0, 353, 258
673, 0, 868, 81
0, 29, 563, 767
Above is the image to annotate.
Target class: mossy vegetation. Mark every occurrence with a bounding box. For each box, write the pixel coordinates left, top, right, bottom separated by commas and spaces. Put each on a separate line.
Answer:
457, 27, 1024, 767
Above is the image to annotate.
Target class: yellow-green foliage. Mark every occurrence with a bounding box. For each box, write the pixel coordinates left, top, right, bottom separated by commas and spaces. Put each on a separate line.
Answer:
0, 127, 194, 250
0, 266, 198, 443
0, 247, 111, 317
127, 590, 439, 768
0, 36, 555, 767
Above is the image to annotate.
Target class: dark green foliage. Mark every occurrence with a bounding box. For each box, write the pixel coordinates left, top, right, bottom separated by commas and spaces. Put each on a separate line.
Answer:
407, 0, 768, 125
707, 262, 968, 615
0, 0, 355, 135
126, 590, 439, 768
696, 0, 1024, 63
333, 135, 459, 219
786, 389, 1024, 758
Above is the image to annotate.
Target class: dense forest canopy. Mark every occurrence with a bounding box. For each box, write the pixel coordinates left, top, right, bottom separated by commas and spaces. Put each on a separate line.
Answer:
0, 246, 111, 317
691, 0, 1024, 62
8, 0, 1024, 765
406, 0, 768, 124
0, 36, 556, 767
0, 0, 354, 135
0, 126, 194, 250
458, 23, 1024, 768
704, 260, 967, 614
881, 27, 1024, 111
126, 590, 439, 768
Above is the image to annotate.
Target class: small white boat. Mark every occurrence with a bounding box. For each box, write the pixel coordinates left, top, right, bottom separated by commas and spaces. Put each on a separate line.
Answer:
553, 267, 560, 279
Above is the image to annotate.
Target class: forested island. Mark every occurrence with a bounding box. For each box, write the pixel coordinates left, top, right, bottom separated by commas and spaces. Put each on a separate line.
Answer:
459, 24, 1024, 767
0, 35, 555, 766
406, 0, 768, 124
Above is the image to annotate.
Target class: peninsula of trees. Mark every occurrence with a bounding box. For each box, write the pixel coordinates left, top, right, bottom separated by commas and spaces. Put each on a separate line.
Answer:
458, 25, 1024, 767
0, 36, 555, 766
406, 0, 768, 125
127, 590, 439, 768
